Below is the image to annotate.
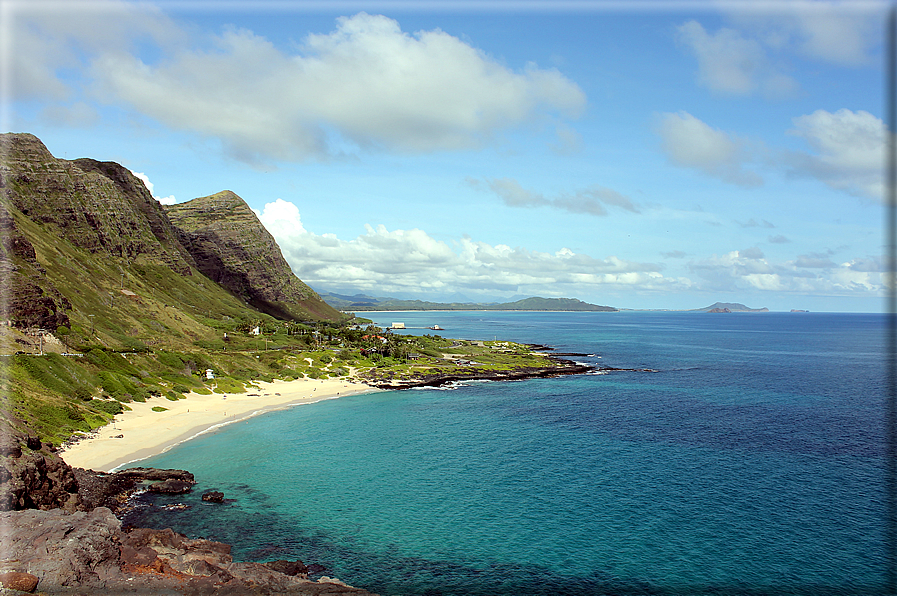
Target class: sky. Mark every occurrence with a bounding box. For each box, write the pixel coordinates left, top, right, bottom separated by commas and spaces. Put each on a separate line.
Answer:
2, 0, 890, 312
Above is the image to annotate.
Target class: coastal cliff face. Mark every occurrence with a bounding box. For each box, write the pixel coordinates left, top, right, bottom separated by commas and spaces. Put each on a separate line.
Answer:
166, 191, 341, 321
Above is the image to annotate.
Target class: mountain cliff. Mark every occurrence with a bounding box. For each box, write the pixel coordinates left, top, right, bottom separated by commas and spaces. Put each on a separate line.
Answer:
0, 133, 195, 275
0, 132, 349, 444
165, 191, 339, 321
0, 133, 338, 332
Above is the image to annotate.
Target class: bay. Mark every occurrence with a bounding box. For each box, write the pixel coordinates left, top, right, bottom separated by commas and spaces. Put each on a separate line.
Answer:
126, 311, 890, 595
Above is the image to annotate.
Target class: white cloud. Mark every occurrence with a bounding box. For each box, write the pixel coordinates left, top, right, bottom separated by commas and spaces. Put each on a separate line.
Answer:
81, 12, 584, 164
728, 2, 880, 67
7, 1, 181, 101
469, 177, 639, 216
656, 109, 884, 201
688, 248, 884, 295
657, 111, 763, 187
131, 171, 176, 205
675, 20, 799, 98
256, 200, 884, 301
256, 199, 674, 298
677, 7, 880, 99
786, 109, 884, 200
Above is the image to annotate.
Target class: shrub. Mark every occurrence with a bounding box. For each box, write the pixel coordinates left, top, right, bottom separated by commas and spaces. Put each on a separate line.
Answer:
91, 399, 124, 415
74, 387, 93, 401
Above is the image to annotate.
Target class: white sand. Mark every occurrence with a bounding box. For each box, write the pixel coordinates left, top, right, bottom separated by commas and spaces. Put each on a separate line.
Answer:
60, 377, 378, 473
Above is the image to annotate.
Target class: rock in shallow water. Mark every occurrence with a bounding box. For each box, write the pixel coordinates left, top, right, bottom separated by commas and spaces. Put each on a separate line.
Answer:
201, 490, 225, 502
146, 478, 194, 494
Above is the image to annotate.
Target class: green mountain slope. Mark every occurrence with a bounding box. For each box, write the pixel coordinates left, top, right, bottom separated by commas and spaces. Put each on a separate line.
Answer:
0, 133, 347, 443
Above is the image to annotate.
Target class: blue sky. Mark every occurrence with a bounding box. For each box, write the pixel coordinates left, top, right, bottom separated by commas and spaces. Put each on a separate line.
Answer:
3, 0, 888, 312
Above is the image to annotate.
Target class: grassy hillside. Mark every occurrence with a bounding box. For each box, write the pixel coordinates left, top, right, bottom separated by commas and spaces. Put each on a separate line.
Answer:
0, 193, 354, 444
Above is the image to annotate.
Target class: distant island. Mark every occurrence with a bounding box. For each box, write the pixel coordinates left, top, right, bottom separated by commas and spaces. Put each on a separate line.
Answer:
319, 292, 618, 312
693, 302, 769, 313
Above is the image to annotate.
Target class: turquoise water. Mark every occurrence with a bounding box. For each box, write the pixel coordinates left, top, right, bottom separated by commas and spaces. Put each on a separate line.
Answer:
126, 312, 890, 595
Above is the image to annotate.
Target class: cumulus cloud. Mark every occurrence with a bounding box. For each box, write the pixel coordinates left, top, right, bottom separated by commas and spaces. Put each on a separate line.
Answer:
256, 199, 675, 298
468, 177, 639, 216
656, 111, 763, 187
728, 3, 879, 67
793, 252, 837, 268
768, 235, 790, 244
131, 171, 176, 205
256, 199, 883, 300
677, 8, 879, 98
7, 1, 181, 101
785, 109, 884, 200
688, 248, 884, 295
675, 20, 799, 98
656, 109, 883, 201
78, 12, 585, 164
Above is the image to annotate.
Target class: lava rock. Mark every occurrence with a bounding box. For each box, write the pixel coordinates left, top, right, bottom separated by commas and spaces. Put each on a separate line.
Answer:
201, 490, 224, 502
265, 559, 309, 577
147, 479, 194, 494
0, 571, 39, 592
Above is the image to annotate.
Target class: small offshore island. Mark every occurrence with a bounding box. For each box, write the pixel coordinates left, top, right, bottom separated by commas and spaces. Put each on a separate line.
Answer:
0, 134, 594, 595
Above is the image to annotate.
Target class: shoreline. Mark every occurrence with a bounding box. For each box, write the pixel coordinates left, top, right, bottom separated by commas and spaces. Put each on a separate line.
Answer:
60, 376, 379, 473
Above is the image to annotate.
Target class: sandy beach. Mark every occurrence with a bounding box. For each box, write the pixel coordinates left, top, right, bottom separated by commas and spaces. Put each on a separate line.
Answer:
60, 377, 378, 473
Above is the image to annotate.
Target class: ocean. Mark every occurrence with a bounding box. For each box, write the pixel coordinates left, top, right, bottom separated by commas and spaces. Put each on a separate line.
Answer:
124, 311, 890, 595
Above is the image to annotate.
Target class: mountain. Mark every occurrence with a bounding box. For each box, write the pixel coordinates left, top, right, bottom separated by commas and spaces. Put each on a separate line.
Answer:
0, 133, 338, 333
0, 132, 348, 441
693, 302, 769, 313
165, 191, 338, 321
319, 291, 618, 312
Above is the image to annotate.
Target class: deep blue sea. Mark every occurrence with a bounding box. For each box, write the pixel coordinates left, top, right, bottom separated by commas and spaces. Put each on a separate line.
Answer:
125, 311, 890, 595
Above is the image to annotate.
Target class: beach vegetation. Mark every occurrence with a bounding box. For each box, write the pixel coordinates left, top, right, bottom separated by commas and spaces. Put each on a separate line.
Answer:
91, 399, 124, 415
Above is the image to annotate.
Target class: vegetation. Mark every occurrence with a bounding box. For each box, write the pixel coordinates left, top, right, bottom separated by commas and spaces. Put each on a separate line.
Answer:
6, 315, 564, 445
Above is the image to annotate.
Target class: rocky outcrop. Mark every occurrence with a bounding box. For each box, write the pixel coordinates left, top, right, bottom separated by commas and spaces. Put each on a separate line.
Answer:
0, 201, 71, 330
0, 507, 375, 594
0, 425, 375, 594
73, 467, 195, 514
367, 360, 596, 389
0, 424, 80, 512
0, 422, 197, 514
166, 191, 341, 321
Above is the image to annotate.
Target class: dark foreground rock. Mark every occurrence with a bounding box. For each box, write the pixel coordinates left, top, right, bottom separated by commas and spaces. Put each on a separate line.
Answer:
74, 467, 196, 514
0, 507, 376, 595
0, 422, 376, 595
